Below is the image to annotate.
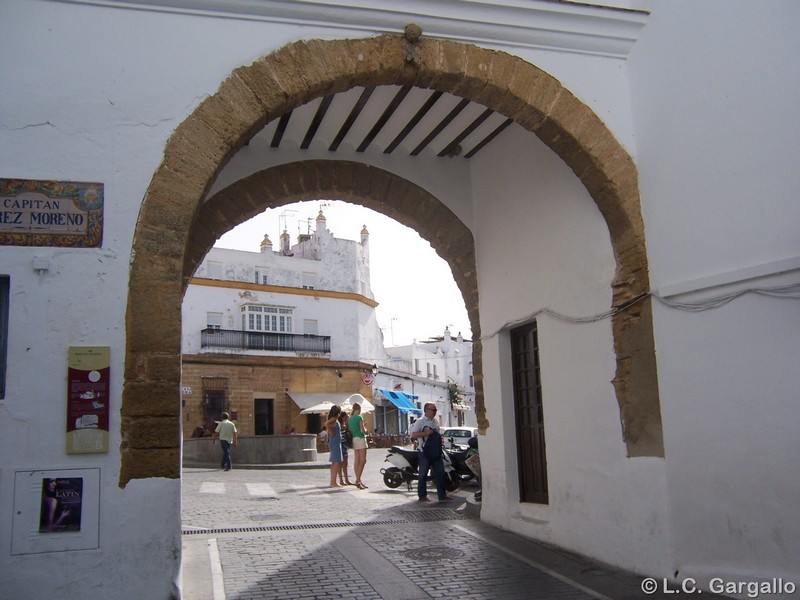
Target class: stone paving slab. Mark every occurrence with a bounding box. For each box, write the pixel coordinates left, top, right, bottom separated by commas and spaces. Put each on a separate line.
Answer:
181, 450, 727, 600
207, 521, 596, 600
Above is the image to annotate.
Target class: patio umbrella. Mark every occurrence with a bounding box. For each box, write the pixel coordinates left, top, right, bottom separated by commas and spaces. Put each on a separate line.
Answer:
299, 401, 335, 415
341, 393, 375, 414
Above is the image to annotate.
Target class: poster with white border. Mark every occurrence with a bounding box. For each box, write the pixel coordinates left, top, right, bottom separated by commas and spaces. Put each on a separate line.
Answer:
11, 468, 100, 555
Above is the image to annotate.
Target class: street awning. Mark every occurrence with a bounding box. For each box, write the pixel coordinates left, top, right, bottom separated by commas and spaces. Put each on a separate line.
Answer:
287, 392, 372, 413
287, 393, 334, 411
376, 389, 422, 415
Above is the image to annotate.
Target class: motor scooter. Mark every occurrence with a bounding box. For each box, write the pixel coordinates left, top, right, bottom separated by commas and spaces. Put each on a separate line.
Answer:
444, 434, 478, 481
444, 446, 475, 481
381, 445, 460, 492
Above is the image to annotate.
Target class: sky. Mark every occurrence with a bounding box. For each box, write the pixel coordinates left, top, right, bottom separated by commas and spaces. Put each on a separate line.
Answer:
214, 200, 472, 347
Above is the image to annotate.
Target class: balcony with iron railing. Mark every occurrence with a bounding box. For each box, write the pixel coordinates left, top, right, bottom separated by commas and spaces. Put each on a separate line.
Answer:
200, 328, 331, 354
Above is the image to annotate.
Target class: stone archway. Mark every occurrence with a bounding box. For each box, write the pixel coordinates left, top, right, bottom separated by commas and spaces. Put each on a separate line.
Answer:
121, 33, 662, 486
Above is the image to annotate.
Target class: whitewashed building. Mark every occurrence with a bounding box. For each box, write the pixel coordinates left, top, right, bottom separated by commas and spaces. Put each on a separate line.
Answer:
2, 1, 799, 598
181, 211, 385, 436
184, 211, 383, 362
373, 327, 476, 435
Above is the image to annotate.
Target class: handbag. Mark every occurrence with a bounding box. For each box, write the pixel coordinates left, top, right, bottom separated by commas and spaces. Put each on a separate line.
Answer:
344, 427, 354, 449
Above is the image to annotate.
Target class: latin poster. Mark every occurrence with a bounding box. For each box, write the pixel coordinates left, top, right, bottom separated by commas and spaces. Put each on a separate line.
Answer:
38, 477, 83, 533
11, 468, 100, 555
66, 346, 110, 454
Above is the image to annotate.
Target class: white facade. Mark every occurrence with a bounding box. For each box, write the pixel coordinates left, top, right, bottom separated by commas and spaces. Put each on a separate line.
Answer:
374, 328, 477, 434
1, 1, 799, 598
183, 213, 385, 362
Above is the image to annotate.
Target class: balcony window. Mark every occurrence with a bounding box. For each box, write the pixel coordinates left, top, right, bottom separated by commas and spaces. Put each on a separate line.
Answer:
304, 319, 318, 335
242, 304, 293, 333
206, 312, 222, 331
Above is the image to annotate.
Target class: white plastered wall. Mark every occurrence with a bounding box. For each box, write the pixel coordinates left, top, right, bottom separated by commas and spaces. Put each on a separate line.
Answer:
627, 1, 800, 588
470, 124, 673, 576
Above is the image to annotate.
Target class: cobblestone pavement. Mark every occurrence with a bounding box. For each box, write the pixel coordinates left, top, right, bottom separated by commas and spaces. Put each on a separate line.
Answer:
180, 449, 706, 600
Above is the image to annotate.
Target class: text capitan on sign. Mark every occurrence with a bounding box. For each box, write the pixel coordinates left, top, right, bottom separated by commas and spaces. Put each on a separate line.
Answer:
0, 178, 103, 248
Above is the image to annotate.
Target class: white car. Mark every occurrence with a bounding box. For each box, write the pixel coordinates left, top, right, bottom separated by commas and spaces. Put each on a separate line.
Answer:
440, 427, 478, 451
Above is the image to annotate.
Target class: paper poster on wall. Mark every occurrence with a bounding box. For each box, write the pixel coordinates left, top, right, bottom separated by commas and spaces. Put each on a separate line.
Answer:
11, 468, 100, 555
39, 477, 83, 533
66, 346, 110, 454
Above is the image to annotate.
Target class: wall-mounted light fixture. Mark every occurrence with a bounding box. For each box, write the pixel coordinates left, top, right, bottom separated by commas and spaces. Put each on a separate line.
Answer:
33, 256, 49, 273
335, 369, 342, 378
371, 364, 379, 375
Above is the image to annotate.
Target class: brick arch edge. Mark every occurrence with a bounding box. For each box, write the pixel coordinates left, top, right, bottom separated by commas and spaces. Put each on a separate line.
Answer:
122, 34, 662, 486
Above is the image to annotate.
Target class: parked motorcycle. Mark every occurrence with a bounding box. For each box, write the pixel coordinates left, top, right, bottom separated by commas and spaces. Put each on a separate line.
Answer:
381, 445, 460, 492
444, 445, 475, 482
448, 434, 479, 479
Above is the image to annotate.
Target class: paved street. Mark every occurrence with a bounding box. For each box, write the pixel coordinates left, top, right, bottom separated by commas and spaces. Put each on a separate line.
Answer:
181, 449, 706, 600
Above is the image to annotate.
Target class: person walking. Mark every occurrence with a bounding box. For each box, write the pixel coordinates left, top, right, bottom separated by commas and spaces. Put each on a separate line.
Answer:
324, 405, 344, 488
212, 412, 238, 471
338, 412, 355, 486
409, 403, 452, 503
348, 403, 369, 489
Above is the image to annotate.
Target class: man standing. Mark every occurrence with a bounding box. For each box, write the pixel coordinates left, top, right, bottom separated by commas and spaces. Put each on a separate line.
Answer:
213, 412, 238, 471
409, 403, 452, 503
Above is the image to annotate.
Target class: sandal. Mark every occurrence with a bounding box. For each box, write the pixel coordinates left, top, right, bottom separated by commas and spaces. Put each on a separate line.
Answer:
356, 482, 367, 490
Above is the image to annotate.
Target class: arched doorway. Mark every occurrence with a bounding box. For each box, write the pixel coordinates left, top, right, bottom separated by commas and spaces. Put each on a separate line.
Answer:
121, 33, 661, 486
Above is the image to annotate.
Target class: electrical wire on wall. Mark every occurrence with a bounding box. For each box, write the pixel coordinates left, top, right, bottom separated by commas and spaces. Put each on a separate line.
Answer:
481, 280, 800, 342
654, 281, 800, 311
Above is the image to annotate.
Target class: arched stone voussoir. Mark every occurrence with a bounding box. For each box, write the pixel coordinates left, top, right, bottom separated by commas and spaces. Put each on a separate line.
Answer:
162, 117, 232, 191
344, 35, 412, 86
193, 82, 269, 153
